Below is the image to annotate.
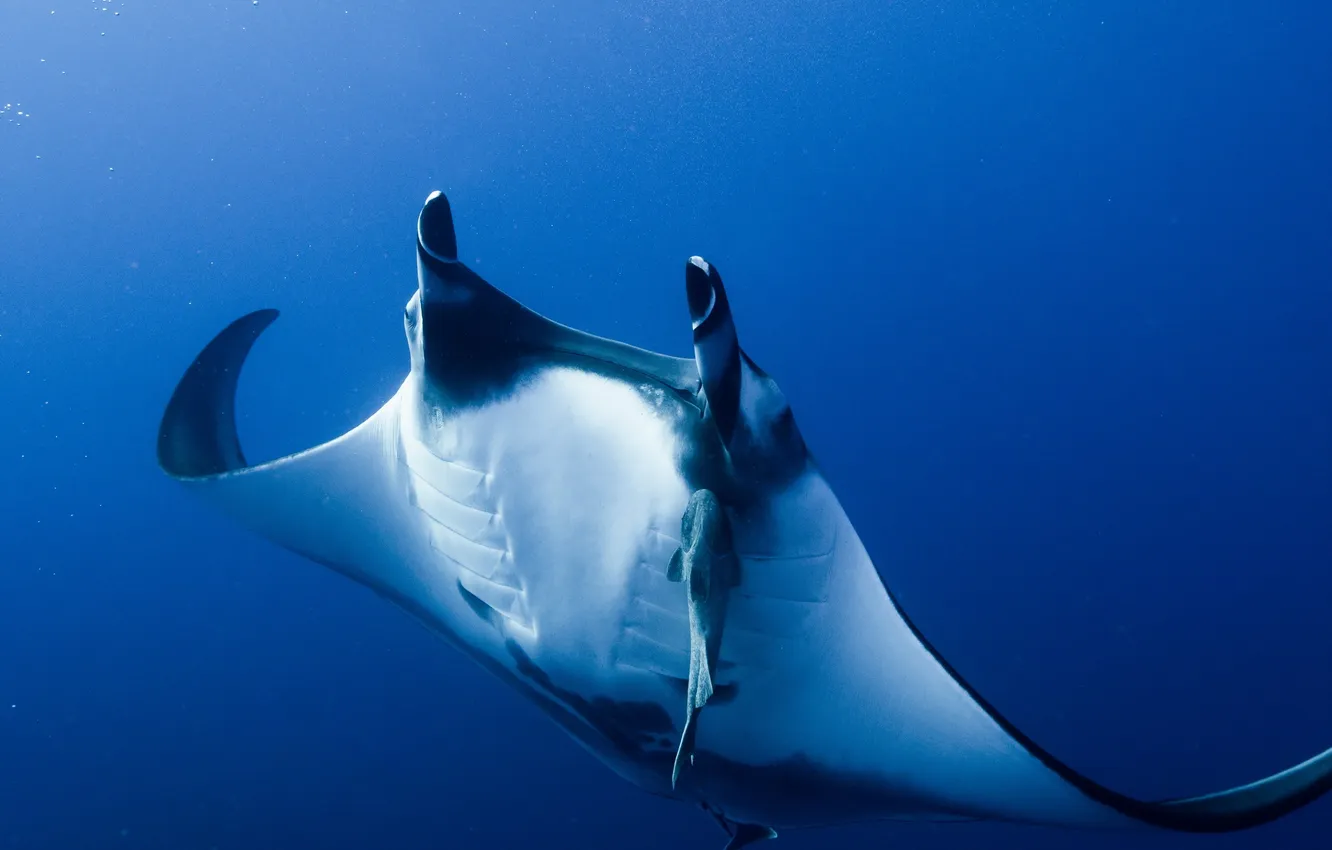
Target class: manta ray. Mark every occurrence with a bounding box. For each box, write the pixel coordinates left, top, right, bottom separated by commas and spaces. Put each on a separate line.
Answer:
157, 190, 1332, 847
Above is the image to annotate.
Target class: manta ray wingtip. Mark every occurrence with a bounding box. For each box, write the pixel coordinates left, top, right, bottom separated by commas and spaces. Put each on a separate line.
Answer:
157, 307, 281, 479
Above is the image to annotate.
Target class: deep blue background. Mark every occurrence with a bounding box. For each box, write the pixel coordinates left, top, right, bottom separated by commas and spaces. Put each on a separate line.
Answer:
3, 2, 1331, 848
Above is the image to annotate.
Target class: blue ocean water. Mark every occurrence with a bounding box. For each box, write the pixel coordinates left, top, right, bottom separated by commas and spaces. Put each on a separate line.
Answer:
2, 1, 1331, 848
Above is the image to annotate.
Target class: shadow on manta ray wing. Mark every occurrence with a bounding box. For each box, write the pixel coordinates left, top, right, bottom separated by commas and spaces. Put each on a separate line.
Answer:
155, 189, 1332, 848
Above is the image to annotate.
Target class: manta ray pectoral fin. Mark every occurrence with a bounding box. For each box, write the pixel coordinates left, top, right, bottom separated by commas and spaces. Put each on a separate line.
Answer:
157, 309, 418, 600
679, 256, 1332, 832
671, 489, 740, 790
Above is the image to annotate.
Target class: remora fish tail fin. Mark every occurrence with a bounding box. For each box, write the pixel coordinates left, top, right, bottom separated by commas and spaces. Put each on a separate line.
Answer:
157, 310, 415, 591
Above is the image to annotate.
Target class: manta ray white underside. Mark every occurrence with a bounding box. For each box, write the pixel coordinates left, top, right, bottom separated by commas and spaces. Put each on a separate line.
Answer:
157, 190, 1332, 847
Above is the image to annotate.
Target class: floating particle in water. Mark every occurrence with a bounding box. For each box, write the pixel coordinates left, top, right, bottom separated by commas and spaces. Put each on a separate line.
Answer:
0, 102, 28, 126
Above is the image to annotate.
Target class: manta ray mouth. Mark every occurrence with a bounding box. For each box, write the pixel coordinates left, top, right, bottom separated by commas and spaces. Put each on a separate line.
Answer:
409, 190, 706, 413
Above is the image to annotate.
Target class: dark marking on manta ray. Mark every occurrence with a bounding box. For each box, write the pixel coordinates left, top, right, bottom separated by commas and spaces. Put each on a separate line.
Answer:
455, 578, 682, 763
456, 580, 499, 627
284, 562, 627, 786
417, 248, 704, 413
687, 749, 965, 828
408, 584, 667, 779
504, 639, 675, 755
457, 569, 741, 791
420, 301, 537, 407
458, 581, 741, 707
